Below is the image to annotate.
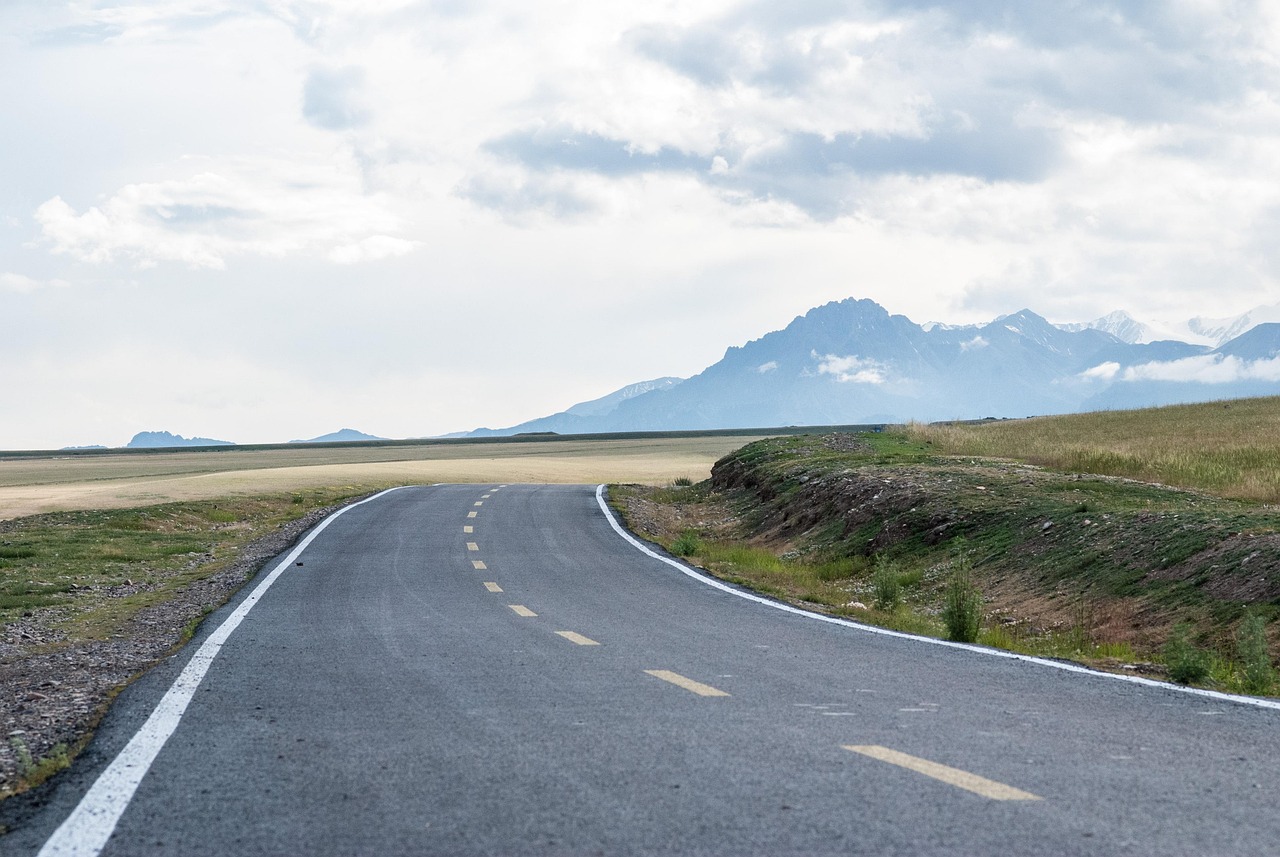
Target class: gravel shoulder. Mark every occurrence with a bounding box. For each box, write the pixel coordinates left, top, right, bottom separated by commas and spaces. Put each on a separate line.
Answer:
0, 500, 356, 799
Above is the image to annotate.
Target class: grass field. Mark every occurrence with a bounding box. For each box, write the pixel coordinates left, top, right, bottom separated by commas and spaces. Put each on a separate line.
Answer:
0, 435, 768, 521
908, 397, 1280, 503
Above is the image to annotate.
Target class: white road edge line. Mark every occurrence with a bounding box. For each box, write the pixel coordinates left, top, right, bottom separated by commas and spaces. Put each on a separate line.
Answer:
594, 484, 1280, 712
38, 487, 408, 857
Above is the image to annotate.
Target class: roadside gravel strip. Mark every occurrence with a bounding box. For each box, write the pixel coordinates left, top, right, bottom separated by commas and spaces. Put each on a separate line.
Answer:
0, 497, 376, 795
31, 489, 403, 857
594, 485, 1280, 713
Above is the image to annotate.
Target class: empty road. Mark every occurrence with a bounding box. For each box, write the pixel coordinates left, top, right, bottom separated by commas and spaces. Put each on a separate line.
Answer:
5, 483, 1279, 855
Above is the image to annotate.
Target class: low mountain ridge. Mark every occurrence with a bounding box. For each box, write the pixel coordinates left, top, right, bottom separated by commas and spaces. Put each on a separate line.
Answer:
126, 431, 235, 449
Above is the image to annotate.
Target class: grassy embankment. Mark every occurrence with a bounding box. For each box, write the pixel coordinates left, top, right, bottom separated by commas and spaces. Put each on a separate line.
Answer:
612, 398, 1280, 695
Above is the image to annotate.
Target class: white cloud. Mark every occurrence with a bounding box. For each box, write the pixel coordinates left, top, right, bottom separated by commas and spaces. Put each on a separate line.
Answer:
1120, 354, 1280, 384
756, 360, 778, 373
1, 272, 68, 293
1081, 361, 1121, 381
815, 353, 889, 384
328, 234, 418, 264
34, 157, 411, 269
960, 335, 989, 351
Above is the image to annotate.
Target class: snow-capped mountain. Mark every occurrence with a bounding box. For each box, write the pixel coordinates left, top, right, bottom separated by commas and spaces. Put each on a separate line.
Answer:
465, 298, 1280, 435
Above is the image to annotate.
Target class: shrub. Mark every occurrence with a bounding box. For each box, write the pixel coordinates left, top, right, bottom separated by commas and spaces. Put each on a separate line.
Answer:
672, 476, 694, 487
872, 556, 901, 611
671, 530, 700, 557
1237, 613, 1275, 695
941, 544, 981, 643
1165, 623, 1211, 685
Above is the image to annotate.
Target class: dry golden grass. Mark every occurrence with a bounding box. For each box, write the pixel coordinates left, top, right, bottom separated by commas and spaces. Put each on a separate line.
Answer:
908, 396, 1280, 503
0, 436, 765, 520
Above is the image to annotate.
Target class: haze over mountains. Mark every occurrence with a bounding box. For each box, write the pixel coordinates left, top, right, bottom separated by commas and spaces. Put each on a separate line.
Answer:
466, 298, 1280, 436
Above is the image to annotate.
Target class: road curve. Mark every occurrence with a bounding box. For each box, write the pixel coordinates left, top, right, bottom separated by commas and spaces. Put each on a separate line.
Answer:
5, 483, 1279, 856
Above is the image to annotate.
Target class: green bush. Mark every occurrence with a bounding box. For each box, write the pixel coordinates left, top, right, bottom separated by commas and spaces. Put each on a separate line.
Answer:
941, 544, 981, 643
670, 530, 700, 557
1237, 613, 1274, 695
1165, 623, 1211, 685
872, 556, 901, 610
672, 476, 694, 487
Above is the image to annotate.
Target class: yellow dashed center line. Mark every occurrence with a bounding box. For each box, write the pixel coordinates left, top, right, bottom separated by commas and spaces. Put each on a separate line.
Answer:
466, 542, 479, 551
842, 745, 1042, 801
474, 501, 484, 507
509, 604, 537, 617
472, 560, 487, 570
644, 670, 730, 697
483, 582, 502, 593
467, 511, 477, 519
463, 525, 473, 534
555, 631, 600, 646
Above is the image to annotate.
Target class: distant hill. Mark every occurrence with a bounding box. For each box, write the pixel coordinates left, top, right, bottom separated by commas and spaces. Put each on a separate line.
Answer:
288, 428, 387, 444
126, 431, 235, 449
466, 297, 1280, 434
466, 378, 684, 437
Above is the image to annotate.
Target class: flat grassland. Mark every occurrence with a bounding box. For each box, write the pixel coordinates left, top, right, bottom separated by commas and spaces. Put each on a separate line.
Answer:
908, 396, 1280, 503
0, 435, 765, 521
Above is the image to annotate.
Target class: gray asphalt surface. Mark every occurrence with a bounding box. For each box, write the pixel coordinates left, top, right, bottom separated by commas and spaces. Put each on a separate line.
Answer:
5, 483, 1279, 855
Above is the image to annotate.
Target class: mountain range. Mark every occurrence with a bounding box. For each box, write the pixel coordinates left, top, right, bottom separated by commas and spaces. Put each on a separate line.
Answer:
465, 298, 1280, 435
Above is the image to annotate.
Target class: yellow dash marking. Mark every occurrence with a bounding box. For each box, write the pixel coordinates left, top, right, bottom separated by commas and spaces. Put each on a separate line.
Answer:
556, 631, 600, 646
463, 525, 473, 534
474, 501, 483, 507
472, 560, 487, 570
466, 542, 479, 551
842, 746, 1041, 801
467, 512, 477, 519
509, 604, 537, 617
483, 582, 502, 593
644, 670, 729, 697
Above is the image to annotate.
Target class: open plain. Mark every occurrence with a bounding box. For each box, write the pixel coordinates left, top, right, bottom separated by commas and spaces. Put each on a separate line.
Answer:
0, 435, 768, 521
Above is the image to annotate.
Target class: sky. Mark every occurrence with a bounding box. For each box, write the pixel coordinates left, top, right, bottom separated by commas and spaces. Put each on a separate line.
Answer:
3, 0, 1280, 449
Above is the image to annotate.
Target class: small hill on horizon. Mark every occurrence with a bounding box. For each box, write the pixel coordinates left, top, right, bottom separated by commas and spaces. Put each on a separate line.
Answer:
288, 428, 388, 444
126, 431, 235, 449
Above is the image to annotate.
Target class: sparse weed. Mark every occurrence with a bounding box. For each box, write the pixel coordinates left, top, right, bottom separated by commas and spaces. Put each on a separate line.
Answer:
1165, 623, 1212, 685
9, 737, 33, 775
1237, 613, 1275, 695
941, 542, 982, 643
670, 530, 700, 557
672, 476, 694, 487
872, 555, 902, 610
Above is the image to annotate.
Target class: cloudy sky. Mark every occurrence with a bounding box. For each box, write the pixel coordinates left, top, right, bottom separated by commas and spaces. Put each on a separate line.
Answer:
4, 1, 1280, 448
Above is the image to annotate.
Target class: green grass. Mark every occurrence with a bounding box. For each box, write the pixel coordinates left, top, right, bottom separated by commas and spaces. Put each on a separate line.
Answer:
0, 489, 364, 640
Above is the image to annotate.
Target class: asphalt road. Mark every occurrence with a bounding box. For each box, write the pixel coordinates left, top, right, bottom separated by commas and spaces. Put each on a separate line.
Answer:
5, 483, 1280, 855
